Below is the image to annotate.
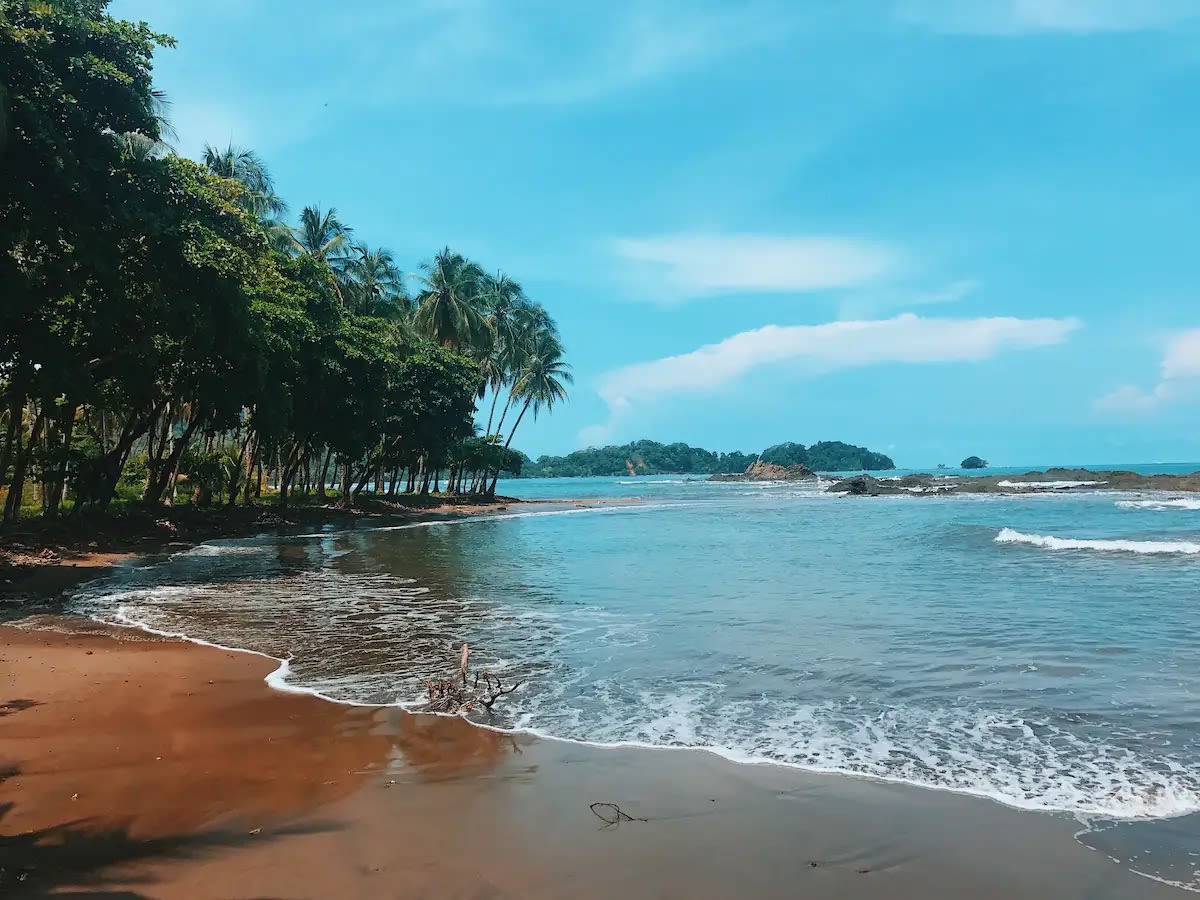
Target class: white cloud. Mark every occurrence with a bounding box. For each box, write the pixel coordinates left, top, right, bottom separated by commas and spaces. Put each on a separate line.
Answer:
586, 313, 1080, 439
898, 0, 1198, 34
1095, 328, 1200, 414
614, 233, 897, 302
1161, 329, 1200, 379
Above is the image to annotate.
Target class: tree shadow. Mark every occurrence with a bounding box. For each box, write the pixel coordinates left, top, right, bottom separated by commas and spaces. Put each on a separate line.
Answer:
0, 700, 40, 718
0, 766, 339, 898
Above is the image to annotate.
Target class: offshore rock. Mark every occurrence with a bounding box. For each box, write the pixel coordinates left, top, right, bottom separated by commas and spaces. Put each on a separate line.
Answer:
709, 461, 816, 482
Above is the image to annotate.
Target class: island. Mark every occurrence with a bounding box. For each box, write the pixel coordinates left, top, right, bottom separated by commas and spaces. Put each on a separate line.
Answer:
961, 456, 989, 469
522, 439, 894, 478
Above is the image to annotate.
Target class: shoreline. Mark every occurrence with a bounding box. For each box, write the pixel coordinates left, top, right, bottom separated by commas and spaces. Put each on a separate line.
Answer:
20, 607, 1180, 825
1, 620, 1195, 897
0, 496, 635, 601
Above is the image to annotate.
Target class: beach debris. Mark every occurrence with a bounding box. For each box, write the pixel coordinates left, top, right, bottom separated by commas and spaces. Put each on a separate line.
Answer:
589, 802, 646, 828
424, 643, 523, 715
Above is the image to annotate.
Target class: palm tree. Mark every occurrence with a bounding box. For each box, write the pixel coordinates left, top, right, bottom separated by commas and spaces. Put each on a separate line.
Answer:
291, 204, 351, 262
341, 243, 409, 319
202, 143, 287, 220
412, 248, 487, 352
478, 272, 530, 433
485, 329, 570, 496
503, 331, 572, 450
491, 306, 558, 437
113, 130, 169, 161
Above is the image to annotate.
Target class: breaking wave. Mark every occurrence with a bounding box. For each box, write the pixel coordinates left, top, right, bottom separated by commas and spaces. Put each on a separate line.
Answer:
995, 528, 1200, 555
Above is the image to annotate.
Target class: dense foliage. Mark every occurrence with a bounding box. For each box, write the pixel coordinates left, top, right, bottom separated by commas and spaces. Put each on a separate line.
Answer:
524, 439, 894, 477
960, 456, 988, 469
0, 1, 569, 523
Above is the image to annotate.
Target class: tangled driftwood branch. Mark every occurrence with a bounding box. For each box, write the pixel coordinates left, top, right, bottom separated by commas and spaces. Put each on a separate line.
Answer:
589, 802, 646, 828
425, 643, 523, 715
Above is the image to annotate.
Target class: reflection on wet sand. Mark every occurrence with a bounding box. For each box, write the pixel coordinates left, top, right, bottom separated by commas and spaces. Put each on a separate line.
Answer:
0, 623, 513, 896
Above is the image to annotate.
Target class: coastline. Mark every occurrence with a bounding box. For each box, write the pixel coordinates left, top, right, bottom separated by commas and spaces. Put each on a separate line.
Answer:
1, 620, 1190, 898
0, 496, 631, 602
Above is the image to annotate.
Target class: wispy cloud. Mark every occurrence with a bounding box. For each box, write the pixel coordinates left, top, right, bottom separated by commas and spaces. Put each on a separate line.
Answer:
1095, 328, 1200, 414
836, 279, 979, 318
898, 0, 1199, 34
115, 1, 804, 157
349, 1, 801, 108
583, 313, 1080, 443
614, 233, 898, 302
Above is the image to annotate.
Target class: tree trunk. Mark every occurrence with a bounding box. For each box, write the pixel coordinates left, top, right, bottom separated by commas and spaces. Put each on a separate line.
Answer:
0, 392, 25, 491
3, 407, 46, 525
146, 411, 201, 506
316, 446, 333, 500
45, 402, 77, 517
488, 398, 531, 497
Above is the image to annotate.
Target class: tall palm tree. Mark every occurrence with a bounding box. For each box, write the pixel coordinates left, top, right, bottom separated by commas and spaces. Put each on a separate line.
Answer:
478, 272, 530, 433
492, 306, 558, 437
503, 331, 572, 450
291, 205, 351, 261
341, 243, 409, 319
412, 248, 487, 352
485, 329, 570, 495
202, 143, 287, 220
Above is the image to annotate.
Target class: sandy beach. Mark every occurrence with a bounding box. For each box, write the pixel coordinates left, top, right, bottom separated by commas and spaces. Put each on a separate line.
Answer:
0, 621, 1184, 899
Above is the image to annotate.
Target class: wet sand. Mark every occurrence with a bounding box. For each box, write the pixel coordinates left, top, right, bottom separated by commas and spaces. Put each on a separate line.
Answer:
0, 623, 1188, 898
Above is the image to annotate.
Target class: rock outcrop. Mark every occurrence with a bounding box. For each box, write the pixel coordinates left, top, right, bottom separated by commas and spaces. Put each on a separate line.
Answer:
709, 460, 816, 482
826, 474, 906, 496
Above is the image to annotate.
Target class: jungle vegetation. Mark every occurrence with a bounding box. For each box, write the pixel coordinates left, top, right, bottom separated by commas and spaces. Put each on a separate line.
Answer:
0, 1, 571, 524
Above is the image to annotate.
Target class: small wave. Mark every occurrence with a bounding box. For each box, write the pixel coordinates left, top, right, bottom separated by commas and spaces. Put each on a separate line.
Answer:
1117, 498, 1200, 512
995, 528, 1200, 555
172, 543, 269, 557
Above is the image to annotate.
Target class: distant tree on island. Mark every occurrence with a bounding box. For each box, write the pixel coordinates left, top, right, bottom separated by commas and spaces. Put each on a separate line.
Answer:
960, 456, 989, 469
521, 440, 894, 477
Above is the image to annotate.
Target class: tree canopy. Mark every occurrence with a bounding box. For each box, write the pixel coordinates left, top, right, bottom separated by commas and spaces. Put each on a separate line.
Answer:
523, 440, 894, 478
0, 1, 570, 522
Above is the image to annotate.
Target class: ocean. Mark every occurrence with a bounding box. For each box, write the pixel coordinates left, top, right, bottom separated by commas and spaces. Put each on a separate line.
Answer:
69, 468, 1200, 832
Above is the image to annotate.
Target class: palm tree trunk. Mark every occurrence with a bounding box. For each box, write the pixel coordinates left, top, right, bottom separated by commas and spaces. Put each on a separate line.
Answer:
489, 398, 532, 496
485, 387, 503, 436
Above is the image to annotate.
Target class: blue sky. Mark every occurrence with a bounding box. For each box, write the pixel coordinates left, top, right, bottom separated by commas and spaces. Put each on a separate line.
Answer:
112, 0, 1200, 466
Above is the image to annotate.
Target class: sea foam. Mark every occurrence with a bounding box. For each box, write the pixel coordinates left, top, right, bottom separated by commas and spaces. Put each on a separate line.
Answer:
995, 528, 1200, 555
1116, 498, 1200, 512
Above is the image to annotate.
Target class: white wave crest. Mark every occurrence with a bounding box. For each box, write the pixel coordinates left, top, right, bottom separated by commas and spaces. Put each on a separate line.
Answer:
172, 543, 269, 557
996, 528, 1200, 555
1116, 498, 1200, 512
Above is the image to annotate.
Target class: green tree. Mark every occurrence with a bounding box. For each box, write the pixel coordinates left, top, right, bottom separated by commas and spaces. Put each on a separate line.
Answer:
413, 247, 487, 351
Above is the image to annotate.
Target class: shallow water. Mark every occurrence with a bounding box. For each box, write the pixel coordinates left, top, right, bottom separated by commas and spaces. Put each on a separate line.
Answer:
72, 471, 1200, 829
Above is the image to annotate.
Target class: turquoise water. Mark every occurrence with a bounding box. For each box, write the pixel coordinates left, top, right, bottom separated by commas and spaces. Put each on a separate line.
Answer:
72, 471, 1200, 823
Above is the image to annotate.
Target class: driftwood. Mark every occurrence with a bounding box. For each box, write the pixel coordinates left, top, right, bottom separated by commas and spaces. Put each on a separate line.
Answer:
425, 643, 523, 715
589, 802, 646, 828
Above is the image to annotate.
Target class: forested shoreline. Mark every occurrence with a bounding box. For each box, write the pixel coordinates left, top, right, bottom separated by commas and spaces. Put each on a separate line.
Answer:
0, 2, 570, 528
523, 440, 895, 477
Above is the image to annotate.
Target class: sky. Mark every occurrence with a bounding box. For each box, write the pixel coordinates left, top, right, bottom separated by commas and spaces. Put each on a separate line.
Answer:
110, 0, 1200, 466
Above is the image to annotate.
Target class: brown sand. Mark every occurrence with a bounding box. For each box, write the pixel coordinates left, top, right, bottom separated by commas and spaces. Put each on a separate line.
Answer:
0, 623, 1186, 899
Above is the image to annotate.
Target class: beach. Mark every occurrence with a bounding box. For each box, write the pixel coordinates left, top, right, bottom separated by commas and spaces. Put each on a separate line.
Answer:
0, 620, 1184, 899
